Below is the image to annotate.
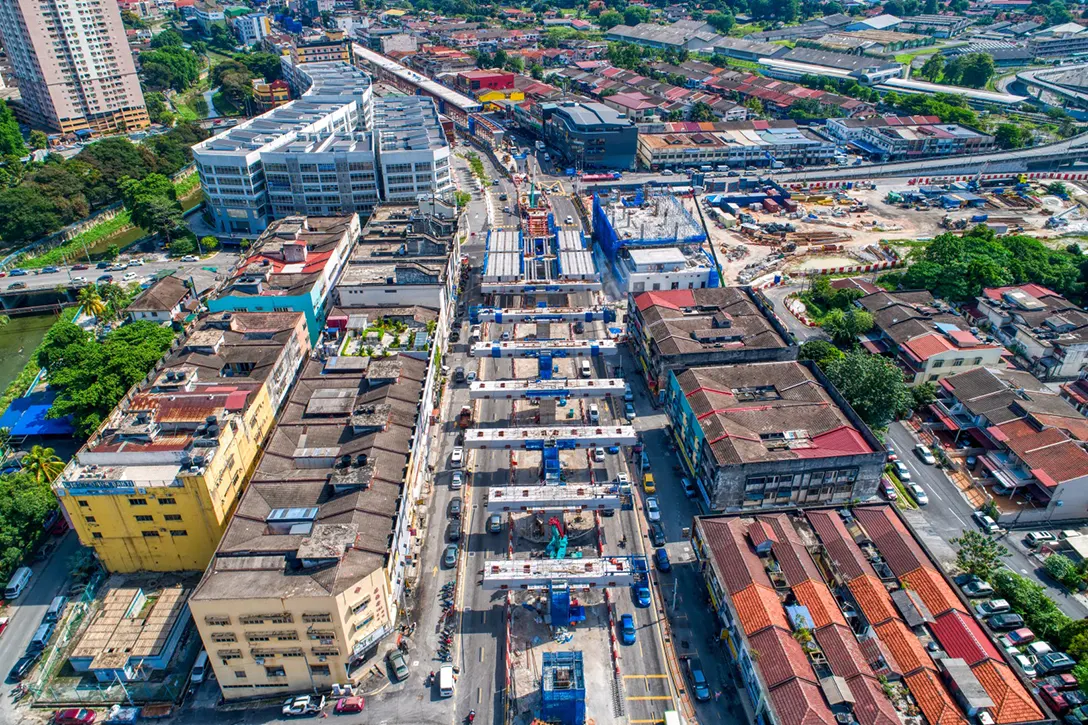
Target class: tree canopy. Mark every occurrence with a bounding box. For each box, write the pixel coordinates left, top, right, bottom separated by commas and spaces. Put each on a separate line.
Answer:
823, 351, 912, 429
0, 99, 27, 158
951, 530, 1009, 581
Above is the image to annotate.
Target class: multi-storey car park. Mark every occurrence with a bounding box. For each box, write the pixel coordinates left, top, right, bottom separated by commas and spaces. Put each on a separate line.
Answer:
193, 57, 452, 236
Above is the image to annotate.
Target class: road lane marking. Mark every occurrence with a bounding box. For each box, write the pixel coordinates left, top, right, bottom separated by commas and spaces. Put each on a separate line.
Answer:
623, 674, 669, 679
627, 695, 673, 701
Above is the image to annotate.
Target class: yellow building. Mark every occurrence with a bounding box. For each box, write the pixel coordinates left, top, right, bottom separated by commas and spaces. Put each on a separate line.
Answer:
251, 78, 291, 111
54, 312, 310, 573
189, 353, 427, 698
293, 36, 352, 65
475, 88, 525, 103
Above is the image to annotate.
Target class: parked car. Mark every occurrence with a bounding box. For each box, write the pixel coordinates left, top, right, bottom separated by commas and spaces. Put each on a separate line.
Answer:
892, 460, 911, 481
1065, 705, 1088, 725
620, 614, 636, 645
973, 511, 1000, 534
593, 447, 605, 462
8, 651, 40, 681
450, 471, 463, 490
1004, 628, 1036, 646
976, 599, 1010, 618
96, 261, 111, 269
654, 547, 671, 572
8, 269, 27, 276
633, 579, 651, 608
334, 697, 365, 714
52, 710, 96, 725
879, 478, 898, 501
645, 496, 661, 523
42, 266, 59, 274
649, 522, 666, 548
961, 577, 994, 598
181, 255, 198, 262
1042, 685, 1071, 715
565, 215, 574, 225
487, 513, 503, 534
1039, 652, 1078, 675
451, 446, 464, 467
624, 402, 635, 420
97, 275, 113, 283
282, 695, 325, 716
448, 496, 462, 519
443, 544, 458, 568
387, 650, 409, 682
1013, 653, 1037, 679
681, 478, 697, 498
1044, 674, 1080, 691
72, 264, 88, 271
1026, 531, 1056, 548
684, 658, 711, 701
914, 444, 936, 465
588, 404, 599, 424
446, 522, 462, 542
0, 617, 8, 638
7, 281, 26, 290
989, 613, 1026, 631
908, 482, 929, 506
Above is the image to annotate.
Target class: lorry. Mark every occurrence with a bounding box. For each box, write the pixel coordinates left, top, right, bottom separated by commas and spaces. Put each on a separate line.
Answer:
535, 140, 546, 151
458, 405, 473, 429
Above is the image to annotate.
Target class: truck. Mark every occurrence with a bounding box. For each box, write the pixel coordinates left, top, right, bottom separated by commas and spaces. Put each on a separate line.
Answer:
457, 404, 473, 429
535, 140, 546, 151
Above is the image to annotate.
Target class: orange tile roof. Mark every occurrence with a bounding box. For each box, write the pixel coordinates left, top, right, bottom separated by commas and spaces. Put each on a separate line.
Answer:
904, 670, 969, 725
847, 574, 898, 627
900, 567, 967, 618
732, 583, 788, 636
971, 660, 1045, 724
793, 580, 847, 629
873, 619, 936, 677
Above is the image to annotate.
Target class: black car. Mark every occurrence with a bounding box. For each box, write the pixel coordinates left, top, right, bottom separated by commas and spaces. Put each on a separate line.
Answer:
649, 522, 666, 547
988, 612, 1025, 631
96, 261, 111, 269
97, 274, 113, 283
573, 321, 585, 334
8, 651, 40, 682
42, 266, 59, 273
448, 496, 462, 519
449, 330, 460, 343
447, 522, 462, 542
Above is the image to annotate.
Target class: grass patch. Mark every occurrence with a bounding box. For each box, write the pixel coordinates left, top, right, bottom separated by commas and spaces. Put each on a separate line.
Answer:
885, 468, 918, 510
211, 91, 242, 117
895, 46, 940, 65
465, 152, 489, 184
16, 211, 134, 269
175, 170, 200, 196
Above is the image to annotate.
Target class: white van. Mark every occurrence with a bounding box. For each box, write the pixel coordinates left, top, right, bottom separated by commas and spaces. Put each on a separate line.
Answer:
191, 650, 209, 684
4, 566, 32, 599
438, 664, 455, 698
580, 359, 592, 378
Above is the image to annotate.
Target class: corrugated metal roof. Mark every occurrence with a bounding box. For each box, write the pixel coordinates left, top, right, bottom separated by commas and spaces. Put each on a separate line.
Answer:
929, 610, 1001, 666
700, 518, 772, 595
853, 507, 928, 578
805, 509, 870, 582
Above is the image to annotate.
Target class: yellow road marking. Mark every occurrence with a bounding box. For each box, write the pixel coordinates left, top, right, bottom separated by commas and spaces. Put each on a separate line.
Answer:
627, 695, 673, 701
629, 720, 664, 724
623, 674, 669, 679
432, 565, 438, 577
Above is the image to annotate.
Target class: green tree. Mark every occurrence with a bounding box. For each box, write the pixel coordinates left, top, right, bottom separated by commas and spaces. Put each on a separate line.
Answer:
823, 351, 912, 429
918, 54, 945, 82
454, 190, 472, 207
598, 9, 623, 28
120, 173, 185, 241
1045, 553, 1083, 590
1043, 0, 1073, 24
200, 235, 220, 251
799, 340, 845, 369
168, 237, 197, 257
623, 5, 649, 25
820, 307, 873, 345
240, 52, 285, 81
910, 381, 937, 411
689, 102, 716, 122
991, 569, 1071, 643
0, 100, 27, 157
21, 445, 64, 483
77, 286, 107, 318
994, 123, 1026, 149
950, 530, 1009, 581
706, 10, 735, 33
149, 28, 185, 48
28, 130, 49, 151
0, 187, 62, 242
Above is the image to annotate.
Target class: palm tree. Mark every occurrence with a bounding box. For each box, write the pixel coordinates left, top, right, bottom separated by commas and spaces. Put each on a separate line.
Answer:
22, 445, 64, 483
77, 286, 107, 318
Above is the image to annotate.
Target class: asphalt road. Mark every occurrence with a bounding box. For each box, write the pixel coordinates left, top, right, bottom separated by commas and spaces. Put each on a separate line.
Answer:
759, 284, 826, 344
885, 422, 1088, 620
2, 253, 241, 295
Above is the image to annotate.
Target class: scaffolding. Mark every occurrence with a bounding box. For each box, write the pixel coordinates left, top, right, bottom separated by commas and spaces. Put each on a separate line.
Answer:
485, 485, 622, 513
470, 378, 626, 400
471, 339, 617, 358
463, 426, 638, 449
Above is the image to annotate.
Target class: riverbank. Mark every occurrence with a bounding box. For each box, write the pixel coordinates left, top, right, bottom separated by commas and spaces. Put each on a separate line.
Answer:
14, 172, 203, 269
0, 308, 77, 418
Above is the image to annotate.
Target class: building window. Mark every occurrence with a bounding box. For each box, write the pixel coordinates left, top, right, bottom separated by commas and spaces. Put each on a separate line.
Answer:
159, 497, 176, 505
931, 359, 944, 369
129, 498, 147, 506
78, 500, 89, 507
85, 516, 96, 523
205, 616, 231, 626
92, 532, 102, 539
164, 514, 182, 522
952, 359, 964, 367
309, 664, 331, 677
973, 357, 983, 365
264, 666, 286, 678
234, 671, 247, 679
142, 531, 159, 538
135, 515, 153, 523
170, 530, 188, 537
302, 613, 332, 623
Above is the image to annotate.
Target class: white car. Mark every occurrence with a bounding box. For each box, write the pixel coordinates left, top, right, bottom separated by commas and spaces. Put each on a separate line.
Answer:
451, 447, 464, 468
908, 482, 929, 506
283, 695, 325, 716
645, 496, 661, 523
892, 460, 911, 482
122, 272, 137, 281
181, 255, 198, 262
914, 444, 936, 465
450, 471, 464, 490
565, 215, 573, 224
466, 371, 477, 382
973, 511, 1000, 534
588, 404, 600, 424
593, 447, 605, 462
616, 472, 630, 486
1013, 654, 1037, 679
129, 259, 145, 266
72, 276, 86, 284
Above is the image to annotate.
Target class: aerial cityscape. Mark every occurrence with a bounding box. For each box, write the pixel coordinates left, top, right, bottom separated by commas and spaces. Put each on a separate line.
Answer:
3, 0, 1088, 724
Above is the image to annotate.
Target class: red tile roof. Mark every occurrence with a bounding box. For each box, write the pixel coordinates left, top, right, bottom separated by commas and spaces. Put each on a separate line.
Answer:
793, 580, 846, 629
792, 426, 873, 459
813, 623, 867, 679
767, 679, 837, 725
899, 567, 966, 618
633, 289, 696, 312
873, 619, 935, 676
733, 583, 789, 636
805, 510, 871, 582
700, 518, 772, 595
748, 626, 817, 689
848, 575, 898, 627
848, 674, 901, 725
901, 333, 955, 362
757, 514, 821, 586
929, 610, 1001, 666
992, 418, 1088, 487
971, 660, 1045, 724
853, 507, 928, 578
981, 284, 1059, 302
904, 670, 969, 725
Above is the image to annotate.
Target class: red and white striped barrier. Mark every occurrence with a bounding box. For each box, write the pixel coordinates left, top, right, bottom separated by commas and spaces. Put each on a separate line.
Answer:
799, 258, 902, 277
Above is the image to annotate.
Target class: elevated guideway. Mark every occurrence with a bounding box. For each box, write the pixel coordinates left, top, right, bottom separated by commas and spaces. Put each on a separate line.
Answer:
464, 425, 638, 449
470, 378, 626, 400
471, 339, 617, 358
481, 557, 641, 590
470, 306, 615, 324
486, 485, 622, 513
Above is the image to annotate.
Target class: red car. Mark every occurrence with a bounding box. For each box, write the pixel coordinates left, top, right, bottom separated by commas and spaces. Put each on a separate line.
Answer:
53, 709, 96, 725
334, 697, 364, 714
72, 264, 88, 271
0, 617, 9, 637
1041, 685, 1070, 715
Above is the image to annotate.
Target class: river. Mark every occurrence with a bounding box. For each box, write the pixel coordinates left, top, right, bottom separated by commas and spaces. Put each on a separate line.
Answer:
81, 187, 206, 258
0, 313, 56, 394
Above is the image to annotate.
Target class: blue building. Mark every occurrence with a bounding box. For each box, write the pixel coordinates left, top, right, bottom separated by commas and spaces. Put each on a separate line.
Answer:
208, 215, 357, 344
